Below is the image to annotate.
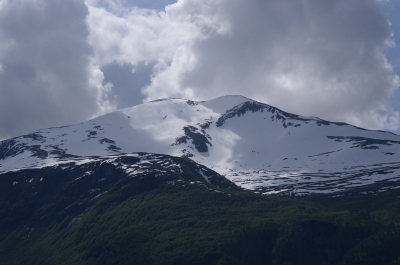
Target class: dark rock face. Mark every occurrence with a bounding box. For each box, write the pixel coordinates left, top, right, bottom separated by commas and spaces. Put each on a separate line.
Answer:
27, 145, 48, 159
199, 121, 212, 129
216, 101, 272, 127
23, 133, 46, 142
0, 139, 25, 159
186, 100, 198, 106
216, 101, 305, 128
327, 136, 400, 150
99, 138, 116, 145
215, 100, 349, 130
173, 126, 212, 152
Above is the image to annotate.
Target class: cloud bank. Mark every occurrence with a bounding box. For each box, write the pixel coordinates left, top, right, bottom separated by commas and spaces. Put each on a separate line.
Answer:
0, 0, 113, 139
0, 0, 399, 139
88, 0, 399, 131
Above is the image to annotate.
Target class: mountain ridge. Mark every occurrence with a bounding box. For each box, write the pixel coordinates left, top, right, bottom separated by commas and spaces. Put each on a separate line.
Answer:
1, 95, 400, 196
2, 95, 400, 264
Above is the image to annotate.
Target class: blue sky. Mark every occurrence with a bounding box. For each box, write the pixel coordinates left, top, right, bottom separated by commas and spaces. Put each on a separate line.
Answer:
0, 0, 399, 138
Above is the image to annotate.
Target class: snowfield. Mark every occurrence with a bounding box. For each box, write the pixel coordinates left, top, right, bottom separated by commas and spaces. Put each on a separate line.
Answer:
1, 95, 400, 195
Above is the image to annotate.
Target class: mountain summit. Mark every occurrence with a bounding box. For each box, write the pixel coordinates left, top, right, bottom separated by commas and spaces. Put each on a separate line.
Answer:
1, 95, 400, 195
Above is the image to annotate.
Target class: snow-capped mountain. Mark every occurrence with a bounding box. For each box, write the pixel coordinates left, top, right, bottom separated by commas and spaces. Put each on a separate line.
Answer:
1, 95, 400, 195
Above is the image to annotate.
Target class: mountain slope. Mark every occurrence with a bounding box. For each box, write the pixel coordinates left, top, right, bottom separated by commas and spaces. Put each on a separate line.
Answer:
0, 153, 235, 231
1, 95, 400, 195
2, 152, 400, 265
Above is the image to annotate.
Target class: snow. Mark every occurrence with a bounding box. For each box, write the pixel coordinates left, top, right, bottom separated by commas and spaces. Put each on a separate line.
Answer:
197, 169, 211, 183
1, 95, 400, 195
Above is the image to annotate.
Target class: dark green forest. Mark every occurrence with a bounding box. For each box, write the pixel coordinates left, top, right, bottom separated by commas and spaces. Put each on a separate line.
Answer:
1, 154, 400, 265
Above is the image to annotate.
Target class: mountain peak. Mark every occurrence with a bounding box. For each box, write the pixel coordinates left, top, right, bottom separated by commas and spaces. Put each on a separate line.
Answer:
1, 95, 400, 196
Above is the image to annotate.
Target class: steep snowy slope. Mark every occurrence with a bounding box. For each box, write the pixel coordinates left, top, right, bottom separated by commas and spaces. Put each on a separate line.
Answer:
1, 95, 400, 195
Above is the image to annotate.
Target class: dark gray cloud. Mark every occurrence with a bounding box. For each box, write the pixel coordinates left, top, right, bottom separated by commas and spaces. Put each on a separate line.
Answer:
142, 0, 399, 130
4, 0, 395, 139
0, 0, 112, 139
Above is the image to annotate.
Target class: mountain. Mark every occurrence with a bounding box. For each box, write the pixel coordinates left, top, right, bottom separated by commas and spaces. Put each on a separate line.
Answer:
2, 95, 400, 264
2, 151, 400, 265
1, 95, 400, 196
0, 152, 236, 230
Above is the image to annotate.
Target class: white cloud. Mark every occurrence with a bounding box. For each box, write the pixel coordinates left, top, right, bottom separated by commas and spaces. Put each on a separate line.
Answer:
86, 0, 231, 68
86, 0, 400, 131
86, 0, 232, 97
0, 0, 396, 139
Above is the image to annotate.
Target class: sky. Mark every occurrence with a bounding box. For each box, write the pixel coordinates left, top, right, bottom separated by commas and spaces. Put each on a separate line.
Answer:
0, 0, 399, 139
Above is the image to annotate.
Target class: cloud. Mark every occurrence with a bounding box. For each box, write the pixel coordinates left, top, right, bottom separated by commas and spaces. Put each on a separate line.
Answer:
2, 0, 396, 139
87, 0, 399, 131
0, 0, 114, 139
